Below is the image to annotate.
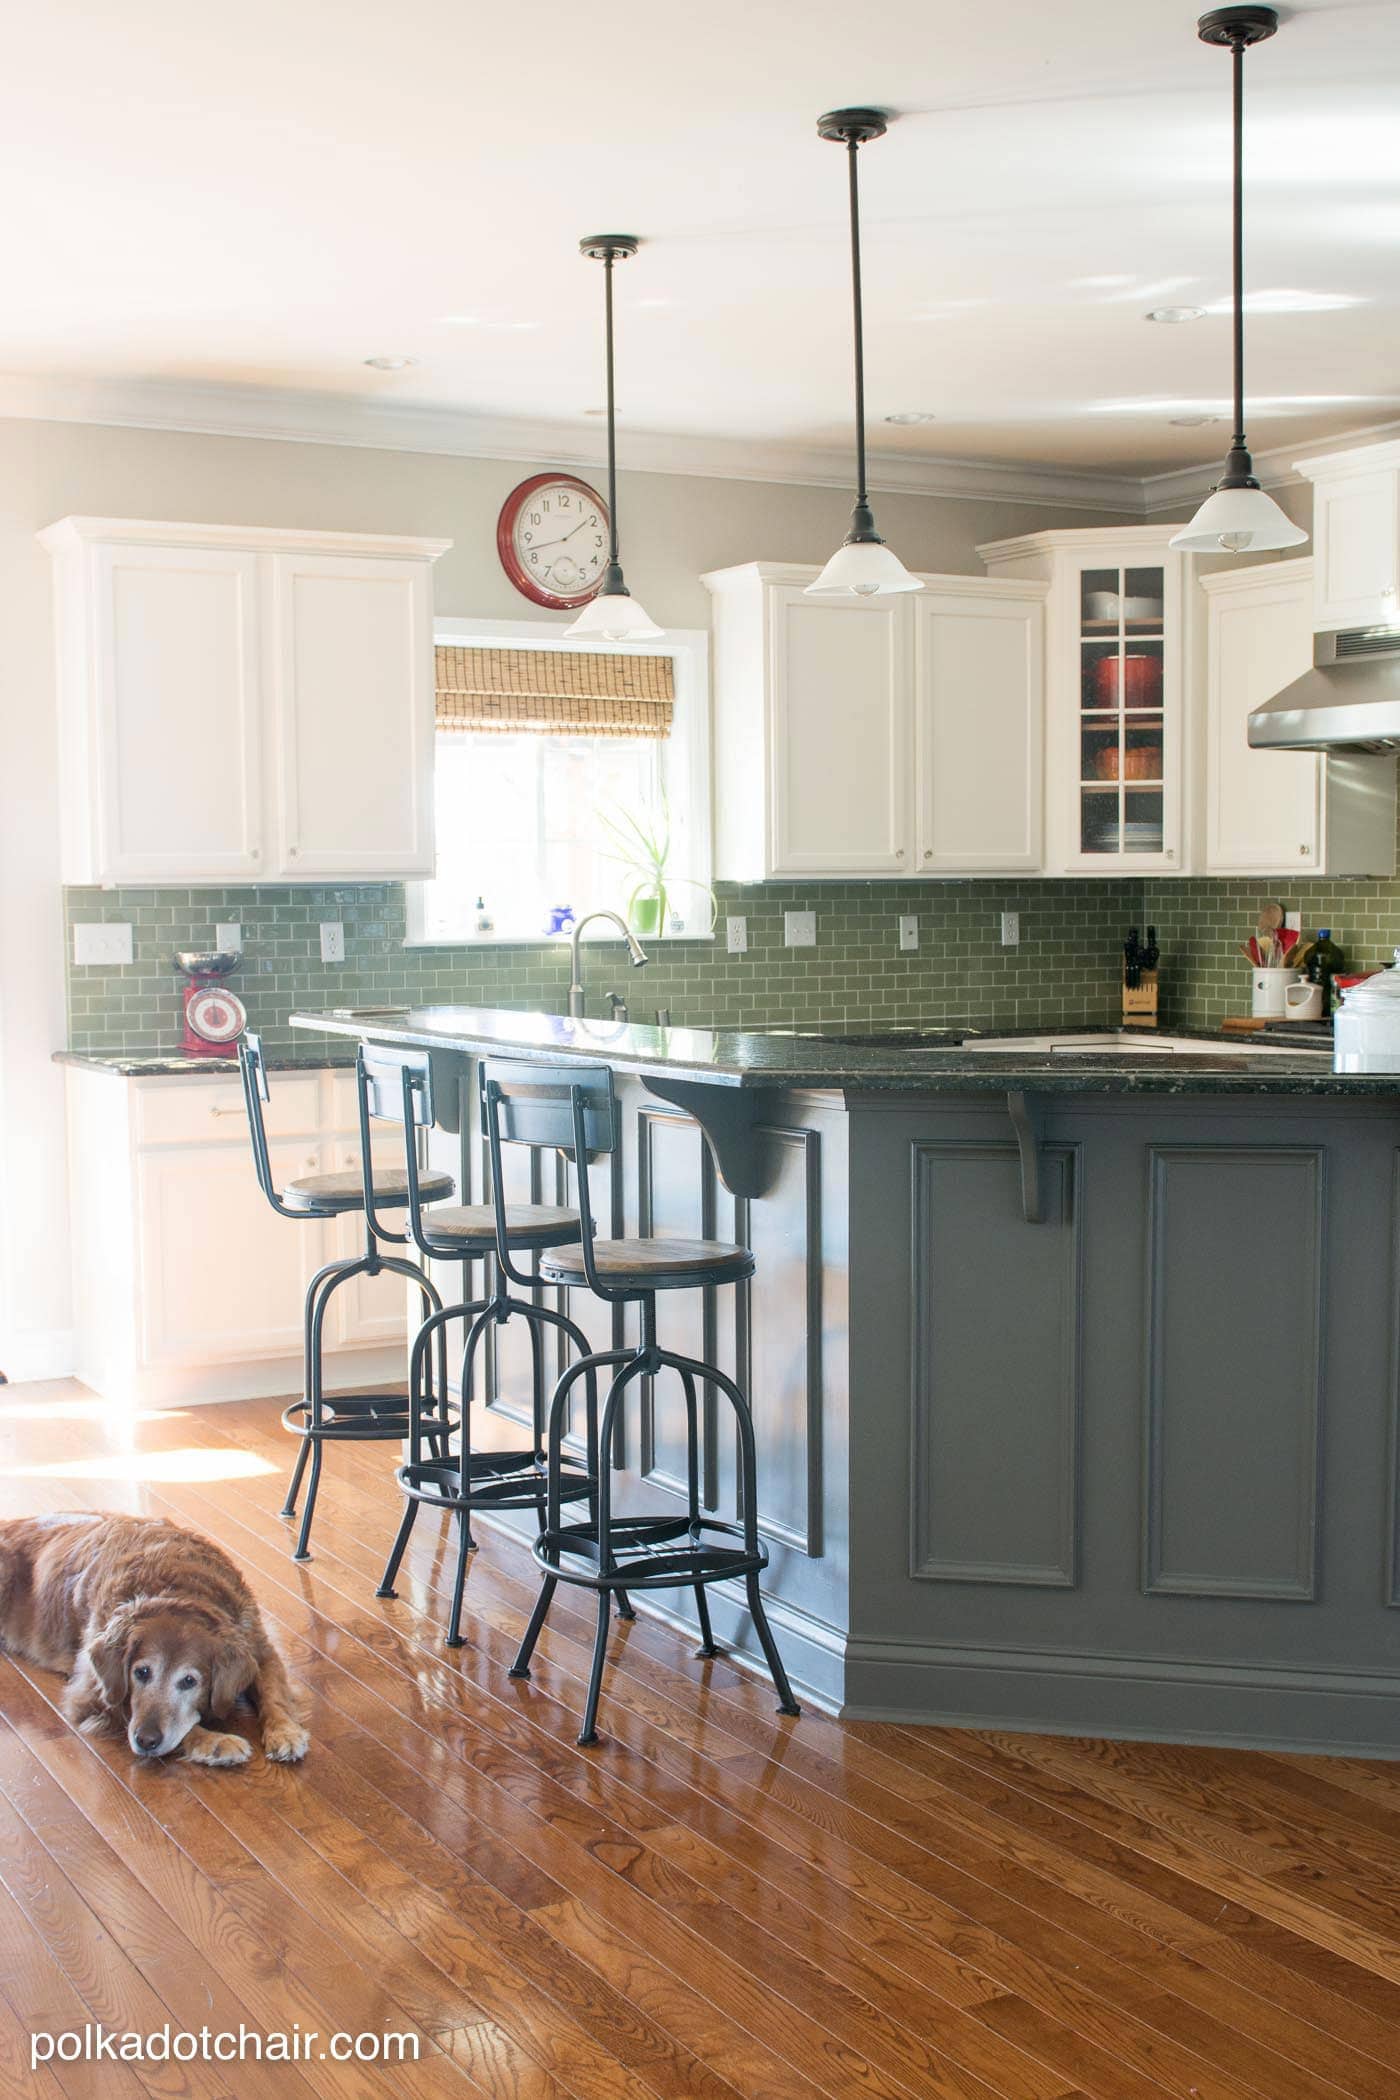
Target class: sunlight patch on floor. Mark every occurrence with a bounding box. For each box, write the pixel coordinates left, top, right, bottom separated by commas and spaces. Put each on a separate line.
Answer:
8, 1449, 276, 1484
0, 1396, 189, 1424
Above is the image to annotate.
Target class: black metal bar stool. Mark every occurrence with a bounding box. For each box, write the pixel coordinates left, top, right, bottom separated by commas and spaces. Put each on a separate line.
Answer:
483, 1058, 801, 1746
237, 1033, 454, 1561
363, 1045, 607, 1647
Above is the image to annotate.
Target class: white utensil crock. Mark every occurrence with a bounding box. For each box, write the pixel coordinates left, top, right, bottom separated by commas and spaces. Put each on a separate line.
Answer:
1252, 968, 1300, 1019
1284, 980, 1324, 1022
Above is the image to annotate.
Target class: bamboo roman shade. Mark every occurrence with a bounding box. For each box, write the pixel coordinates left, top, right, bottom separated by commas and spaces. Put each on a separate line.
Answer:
435, 646, 674, 739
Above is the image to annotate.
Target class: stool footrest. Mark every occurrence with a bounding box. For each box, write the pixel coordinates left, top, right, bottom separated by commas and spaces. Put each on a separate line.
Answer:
282, 1395, 455, 1443
535, 1514, 768, 1591
397, 1452, 594, 1514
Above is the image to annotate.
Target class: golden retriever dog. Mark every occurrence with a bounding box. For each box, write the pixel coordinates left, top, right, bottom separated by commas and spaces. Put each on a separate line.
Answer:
0, 1514, 307, 1766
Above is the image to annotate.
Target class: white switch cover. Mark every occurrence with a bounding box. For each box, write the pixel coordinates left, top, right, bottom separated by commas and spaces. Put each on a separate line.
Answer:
319, 921, 346, 964
784, 910, 816, 948
725, 916, 748, 954
215, 923, 242, 954
73, 922, 133, 966
898, 915, 919, 952
1000, 912, 1020, 948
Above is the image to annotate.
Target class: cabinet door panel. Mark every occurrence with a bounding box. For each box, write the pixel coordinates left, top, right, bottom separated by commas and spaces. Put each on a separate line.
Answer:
270, 553, 435, 877
327, 1129, 415, 1347
769, 591, 911, 874
1206, 570, 1319, 874
95, 545, 263, 882
136, 1139, 326, 1366
915, 592, 1043, 872
1314, 473, 1399, 630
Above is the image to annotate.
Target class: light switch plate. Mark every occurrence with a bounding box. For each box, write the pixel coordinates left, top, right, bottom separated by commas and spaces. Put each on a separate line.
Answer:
1000, 912, 1020, 948
898, 915, 919, 952
319, 921, 346, 964
725, 916, 748, 954
784, 910, 816, 948
73, 922, 133, 966
215, 923, 242, 954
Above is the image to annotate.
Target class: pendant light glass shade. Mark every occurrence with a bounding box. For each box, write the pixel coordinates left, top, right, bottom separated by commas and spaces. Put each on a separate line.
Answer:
1170, 6, 1308, 558
1169, 482, 1305, 555
564, 233, 664, 642
806, 109, 922, 600
564, 582, 664, 640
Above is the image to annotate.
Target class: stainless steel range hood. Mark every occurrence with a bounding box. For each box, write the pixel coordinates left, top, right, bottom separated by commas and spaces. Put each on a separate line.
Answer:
1248, 626, 1400, 752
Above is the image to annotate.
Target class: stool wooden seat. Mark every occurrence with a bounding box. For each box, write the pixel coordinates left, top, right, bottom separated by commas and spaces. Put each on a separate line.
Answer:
541, 1237, 754, 1290
428, 1201, 581, 1249
282, 1165, 454, 1213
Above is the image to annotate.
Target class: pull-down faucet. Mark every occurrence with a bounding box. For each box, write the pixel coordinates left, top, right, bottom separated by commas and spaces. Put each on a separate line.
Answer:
568, 910, 649, 1019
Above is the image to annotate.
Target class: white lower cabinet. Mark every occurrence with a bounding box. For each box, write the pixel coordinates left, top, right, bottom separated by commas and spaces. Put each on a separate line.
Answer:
1202, 557, 1396, 877
66, 1064, 414, 1405
704, 561, 1047, 879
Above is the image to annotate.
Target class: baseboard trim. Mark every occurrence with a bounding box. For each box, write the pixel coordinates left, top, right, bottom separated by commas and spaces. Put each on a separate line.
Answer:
74, 1346, 407, 1409
1, 1329, 77, 1383
843, 1635, 1400, 1759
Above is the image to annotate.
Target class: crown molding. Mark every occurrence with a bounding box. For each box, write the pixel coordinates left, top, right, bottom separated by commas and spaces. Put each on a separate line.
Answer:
1141, 414, 1400, 515
0, 371, 1144, 515
5, 370, 1399, 522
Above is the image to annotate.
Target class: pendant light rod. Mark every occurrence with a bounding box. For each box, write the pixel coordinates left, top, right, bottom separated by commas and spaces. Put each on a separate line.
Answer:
579, 234, 638, 582
1197, 7, 1277, 483
817, 108, 887, 539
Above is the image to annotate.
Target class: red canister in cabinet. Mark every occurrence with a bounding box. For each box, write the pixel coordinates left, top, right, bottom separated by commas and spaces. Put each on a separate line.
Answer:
1092, 654, 1163, 709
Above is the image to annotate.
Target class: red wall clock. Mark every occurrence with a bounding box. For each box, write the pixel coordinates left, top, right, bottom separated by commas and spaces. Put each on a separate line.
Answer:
496, 473, 611, 610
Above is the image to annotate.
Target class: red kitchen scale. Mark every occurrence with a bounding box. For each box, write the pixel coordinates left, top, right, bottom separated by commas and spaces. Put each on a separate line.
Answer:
174, 950, 247, 1057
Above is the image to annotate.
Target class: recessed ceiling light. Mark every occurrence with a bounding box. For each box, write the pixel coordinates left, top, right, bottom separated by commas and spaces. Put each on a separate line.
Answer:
884, 411, 937, 426
436, 315, 540, 331
1169, 414, 1221, 427
364, 355, 418, 370
1145, 307, 1205, 324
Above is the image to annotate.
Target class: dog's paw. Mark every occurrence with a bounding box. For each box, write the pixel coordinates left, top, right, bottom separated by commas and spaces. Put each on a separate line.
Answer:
263, 1721, 309, 1764
184, 1730, 252, 1768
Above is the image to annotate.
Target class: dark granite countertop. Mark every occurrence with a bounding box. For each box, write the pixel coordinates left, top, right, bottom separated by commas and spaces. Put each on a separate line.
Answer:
288, 1005, 1400, 1099
54, 1048, 354, 1078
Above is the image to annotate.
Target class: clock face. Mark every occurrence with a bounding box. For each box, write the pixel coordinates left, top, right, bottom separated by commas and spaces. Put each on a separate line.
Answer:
497, 473, 611, 609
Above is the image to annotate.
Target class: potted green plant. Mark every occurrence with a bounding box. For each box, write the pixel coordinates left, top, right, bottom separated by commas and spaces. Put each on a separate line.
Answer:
598, 794, 715, 939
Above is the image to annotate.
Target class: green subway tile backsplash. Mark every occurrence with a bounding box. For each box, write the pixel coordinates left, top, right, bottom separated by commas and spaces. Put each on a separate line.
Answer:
63, 879, 1143, 1053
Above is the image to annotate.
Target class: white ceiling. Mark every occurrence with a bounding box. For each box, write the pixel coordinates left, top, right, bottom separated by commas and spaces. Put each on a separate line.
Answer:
6, 0, 1400, 484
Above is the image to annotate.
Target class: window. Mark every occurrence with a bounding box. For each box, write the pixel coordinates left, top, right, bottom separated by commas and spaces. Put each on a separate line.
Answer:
406, 621, 711, 945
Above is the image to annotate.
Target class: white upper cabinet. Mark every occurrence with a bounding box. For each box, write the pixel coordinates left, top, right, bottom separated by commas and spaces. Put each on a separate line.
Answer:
41, 518, 450, 886
1202, 558, 1395, 878
979, 528, 1186, 876
704, 562, 1045, 880
1295, 442, 1400, 631
914, 584, 1044, 874
269, 551, 436, 878
769, 586, 912, 875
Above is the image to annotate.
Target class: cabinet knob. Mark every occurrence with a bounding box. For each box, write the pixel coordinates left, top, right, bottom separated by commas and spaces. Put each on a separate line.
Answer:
305, 1155, 317, 1171
895, 846, 905, 859
1300, 844, 1311, 856
288, 845, 299, 859
923, 849, 933, 861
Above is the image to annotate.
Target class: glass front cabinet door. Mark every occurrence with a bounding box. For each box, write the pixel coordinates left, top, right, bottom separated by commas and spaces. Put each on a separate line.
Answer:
978, 529, 1187, 875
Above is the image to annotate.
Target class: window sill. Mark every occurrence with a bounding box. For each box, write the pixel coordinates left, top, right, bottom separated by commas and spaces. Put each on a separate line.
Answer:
402, 931, 716, 950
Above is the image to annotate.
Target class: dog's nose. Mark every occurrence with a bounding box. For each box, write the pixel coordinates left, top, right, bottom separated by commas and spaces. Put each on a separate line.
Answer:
133, 1730, 162, 1754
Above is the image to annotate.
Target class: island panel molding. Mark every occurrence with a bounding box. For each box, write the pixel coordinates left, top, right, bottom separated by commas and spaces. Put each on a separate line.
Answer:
636, 1104, 719, 1507
1142, 1143, 1324, 1604
1391, 1149, 1400, 1611
735, 1121, 826, 1558
910, 1139, 1082, 1588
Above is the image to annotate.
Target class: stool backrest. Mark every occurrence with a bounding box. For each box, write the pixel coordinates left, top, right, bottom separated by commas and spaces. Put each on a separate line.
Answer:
238, 1032, 282, 1211
480, 1059, 616, 1290
355, 1043, 434, 1247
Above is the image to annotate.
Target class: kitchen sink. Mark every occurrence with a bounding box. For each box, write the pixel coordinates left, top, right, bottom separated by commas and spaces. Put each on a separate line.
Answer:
959, 1030, 1333, 1060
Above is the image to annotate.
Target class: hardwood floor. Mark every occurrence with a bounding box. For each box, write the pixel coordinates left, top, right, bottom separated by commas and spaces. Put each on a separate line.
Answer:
2, 1384, 1400, 2099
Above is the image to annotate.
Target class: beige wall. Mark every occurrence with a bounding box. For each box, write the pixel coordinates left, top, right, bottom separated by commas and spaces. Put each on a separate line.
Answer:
0, 413, 1130, 1377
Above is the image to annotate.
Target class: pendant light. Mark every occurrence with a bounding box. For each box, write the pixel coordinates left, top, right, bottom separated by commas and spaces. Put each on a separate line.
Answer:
807, 110, 923, 597
1170, 8, 1306, 555
565, 235, 663, 640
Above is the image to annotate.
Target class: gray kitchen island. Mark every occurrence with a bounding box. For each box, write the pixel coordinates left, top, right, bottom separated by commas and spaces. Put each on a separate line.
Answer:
293, 1004, 1400, 1757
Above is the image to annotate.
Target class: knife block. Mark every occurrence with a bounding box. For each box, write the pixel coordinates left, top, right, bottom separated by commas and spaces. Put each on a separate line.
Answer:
1123, 968, 1159, 1028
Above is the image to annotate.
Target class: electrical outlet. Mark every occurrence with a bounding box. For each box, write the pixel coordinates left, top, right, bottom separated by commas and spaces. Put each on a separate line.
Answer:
319, 921, 346, 964
898, 915, 919, 953
784, 910, 816, 948
1000, 912, 1020, 948
726, 916, 748, 954
215, 923, 242, 954
72, 922, 133, 966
